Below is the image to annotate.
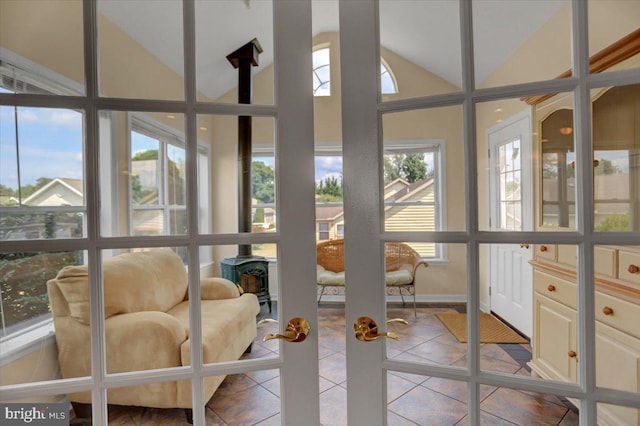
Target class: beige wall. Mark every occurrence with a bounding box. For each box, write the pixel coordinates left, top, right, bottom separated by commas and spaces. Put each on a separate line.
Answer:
474, 1, 640, 308
0, 345, 63, 403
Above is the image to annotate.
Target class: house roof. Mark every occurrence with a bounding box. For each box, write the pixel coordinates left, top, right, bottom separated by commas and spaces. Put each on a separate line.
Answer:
316, 205, 344, 221
23, 177, 83, 205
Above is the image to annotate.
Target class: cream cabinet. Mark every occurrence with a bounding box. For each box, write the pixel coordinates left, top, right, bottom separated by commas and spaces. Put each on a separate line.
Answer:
530, 245, 640, 426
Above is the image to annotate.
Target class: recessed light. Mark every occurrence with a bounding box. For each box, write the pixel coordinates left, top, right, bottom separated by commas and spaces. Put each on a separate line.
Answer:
167, 114, 175, 119
495, 108, 503, 113
199, 126, 207, 131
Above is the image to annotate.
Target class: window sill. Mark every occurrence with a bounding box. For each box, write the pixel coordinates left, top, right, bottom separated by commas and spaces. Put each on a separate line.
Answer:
0, 320, 56, 366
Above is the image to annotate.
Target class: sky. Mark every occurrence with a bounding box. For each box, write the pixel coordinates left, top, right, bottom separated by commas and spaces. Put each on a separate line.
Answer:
0, 104, 83, 190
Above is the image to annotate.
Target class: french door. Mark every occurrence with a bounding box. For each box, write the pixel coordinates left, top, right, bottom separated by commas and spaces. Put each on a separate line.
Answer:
2, 1, 640, 425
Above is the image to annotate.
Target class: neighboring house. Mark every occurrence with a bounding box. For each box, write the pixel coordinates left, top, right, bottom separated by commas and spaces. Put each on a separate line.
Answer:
23, 178, 83, 207
315, 177, 436, 257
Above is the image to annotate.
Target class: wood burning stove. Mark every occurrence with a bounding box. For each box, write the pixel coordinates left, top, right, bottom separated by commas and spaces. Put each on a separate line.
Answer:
221, 256, 271, 312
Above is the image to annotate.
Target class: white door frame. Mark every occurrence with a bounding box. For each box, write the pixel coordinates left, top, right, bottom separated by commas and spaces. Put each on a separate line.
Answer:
487, 109, 534, 337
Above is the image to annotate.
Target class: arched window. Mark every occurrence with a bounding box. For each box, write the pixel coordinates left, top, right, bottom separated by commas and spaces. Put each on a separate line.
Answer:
313, 48, 398, 96
380, 61, 397, 94
313, 48, 331, 96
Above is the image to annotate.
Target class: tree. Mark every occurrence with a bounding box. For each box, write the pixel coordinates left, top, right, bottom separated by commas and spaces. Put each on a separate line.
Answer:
384, 153, 427, 184
20, 177, 53, 199
132, 149, 159, 161
252, 161, 275, 204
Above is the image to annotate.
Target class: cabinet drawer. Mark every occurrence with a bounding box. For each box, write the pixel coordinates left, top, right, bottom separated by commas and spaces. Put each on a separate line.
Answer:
618, 249, 640, 287
534, 270, 577, 309
594, 246, 617, 279
557, 245, 576, 268
536, 244, 556, 262
595, 291, 640, 340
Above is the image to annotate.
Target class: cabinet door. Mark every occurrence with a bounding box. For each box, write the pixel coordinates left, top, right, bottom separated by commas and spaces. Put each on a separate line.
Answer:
533, 293, 578, 382
596, 322, 640, 426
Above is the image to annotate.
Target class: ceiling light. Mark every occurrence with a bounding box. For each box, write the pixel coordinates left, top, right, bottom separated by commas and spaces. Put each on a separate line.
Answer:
495, 108, 503, 113
542, 139, 549, 143
167, 114, 175, 119
559, 126, 573, 135
199, 126, 208, 131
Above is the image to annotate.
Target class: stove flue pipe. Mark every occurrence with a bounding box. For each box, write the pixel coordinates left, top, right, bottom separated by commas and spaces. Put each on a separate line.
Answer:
226, 38, 263, 257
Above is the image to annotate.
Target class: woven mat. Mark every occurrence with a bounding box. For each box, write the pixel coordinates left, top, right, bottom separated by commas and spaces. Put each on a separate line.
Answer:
435, 312, 528, 344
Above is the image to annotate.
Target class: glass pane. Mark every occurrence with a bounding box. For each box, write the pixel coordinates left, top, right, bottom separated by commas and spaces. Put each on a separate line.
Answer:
476, 97, 537, 232
0, 0, 85, 94
384, 244, 467, 365
102, 247, 189, 376
591, 85, 639, 232
97, 0, 184, 100
195, 0, 274, 105
99, 111, 188, 237
598, 402, 639, 426
379, 0, 461, 100
594, 244, 640, 407
387, 373, 469, 425
588, 0, 640, 75
197, 115, 276, 235
208, 371, 281, 425
0, 250, 87, 392
481, 385, 579, 425
473, 0, 571, 89
0, 106, 85, 241
536, 92, 576, 230
382, 106, 465, 233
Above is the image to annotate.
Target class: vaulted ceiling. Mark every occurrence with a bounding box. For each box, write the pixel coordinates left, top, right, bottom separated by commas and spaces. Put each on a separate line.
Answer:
99, 0, 565, 100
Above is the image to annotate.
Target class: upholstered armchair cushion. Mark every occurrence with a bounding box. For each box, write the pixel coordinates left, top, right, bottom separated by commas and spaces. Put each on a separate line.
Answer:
53, 249, 188, 325
192, 277, 240, 300
105, 311, 188, 373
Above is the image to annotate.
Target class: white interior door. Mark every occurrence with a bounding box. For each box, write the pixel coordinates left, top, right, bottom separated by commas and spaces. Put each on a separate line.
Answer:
488, 111, 534, 337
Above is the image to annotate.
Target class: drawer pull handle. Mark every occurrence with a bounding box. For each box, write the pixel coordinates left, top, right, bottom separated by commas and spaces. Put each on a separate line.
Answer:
540, 245, 548, 252
628, 264, 640, 274
602, 306, 614, 316
547, 285, 556, 292
568, 350, 577, 359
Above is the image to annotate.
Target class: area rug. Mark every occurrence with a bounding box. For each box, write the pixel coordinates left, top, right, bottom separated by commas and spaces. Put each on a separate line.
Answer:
435, 312, 528, 344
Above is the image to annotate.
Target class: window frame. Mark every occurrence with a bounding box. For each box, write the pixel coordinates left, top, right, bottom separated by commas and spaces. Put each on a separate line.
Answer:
0, 57, 87, 349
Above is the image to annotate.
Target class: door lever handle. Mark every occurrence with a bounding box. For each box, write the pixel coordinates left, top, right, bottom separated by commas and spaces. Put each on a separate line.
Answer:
353, 316, 408, 342
257, 317, 310, 343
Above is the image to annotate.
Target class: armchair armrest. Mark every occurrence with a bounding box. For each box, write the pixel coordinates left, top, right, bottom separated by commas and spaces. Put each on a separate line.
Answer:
198, 277, 241, 300
104, 311, 188, 373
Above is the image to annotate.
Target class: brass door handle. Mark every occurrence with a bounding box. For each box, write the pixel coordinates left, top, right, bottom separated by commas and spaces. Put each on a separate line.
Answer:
520, 244, 530, 249
353, 316, 408, 342
257, 317, 310, 342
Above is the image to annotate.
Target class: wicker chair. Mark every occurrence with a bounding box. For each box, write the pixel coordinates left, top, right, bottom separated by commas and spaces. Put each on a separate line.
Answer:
316, 239, 428, 315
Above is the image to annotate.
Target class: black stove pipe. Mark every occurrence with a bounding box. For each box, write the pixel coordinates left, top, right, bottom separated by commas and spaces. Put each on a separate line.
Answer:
227, 39, 263, 257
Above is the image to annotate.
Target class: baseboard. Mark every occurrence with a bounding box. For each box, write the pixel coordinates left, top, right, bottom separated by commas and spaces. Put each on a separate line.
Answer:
479, 301, 489, 313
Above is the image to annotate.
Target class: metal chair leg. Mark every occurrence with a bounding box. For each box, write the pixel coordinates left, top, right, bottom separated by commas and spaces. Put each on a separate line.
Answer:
399, 286, 406, 307
412, 285, 417, 318
317, 285, 326, 303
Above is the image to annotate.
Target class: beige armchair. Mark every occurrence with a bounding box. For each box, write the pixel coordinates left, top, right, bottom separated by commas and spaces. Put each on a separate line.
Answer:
47, 248, 260, 423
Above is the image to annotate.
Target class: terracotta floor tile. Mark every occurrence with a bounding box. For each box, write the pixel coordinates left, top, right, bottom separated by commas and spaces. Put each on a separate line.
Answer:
407, 340, 467, 365
455, 410, 519, 425
558, 408, 579, 425
319, 384, 347, 426
481, 387, 569, 426
209, 384, 280, 425
253, 413, 281, 425
387, 373, 420, 403
388, 385, 468, 425
260, 376, 280, 397
205, 407, 228, 425
421, 377, 498, 404
387, 409, 421, 425
318, 352, 347, 385
245, 368, 279, 385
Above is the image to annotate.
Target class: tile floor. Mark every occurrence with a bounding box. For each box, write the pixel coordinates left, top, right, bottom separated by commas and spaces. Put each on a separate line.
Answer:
75, 305, 580, 425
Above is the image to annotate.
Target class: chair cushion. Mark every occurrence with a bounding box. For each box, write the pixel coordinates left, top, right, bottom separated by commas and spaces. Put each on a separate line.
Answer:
317, 269, 346, 286
385, 269, 413, 286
